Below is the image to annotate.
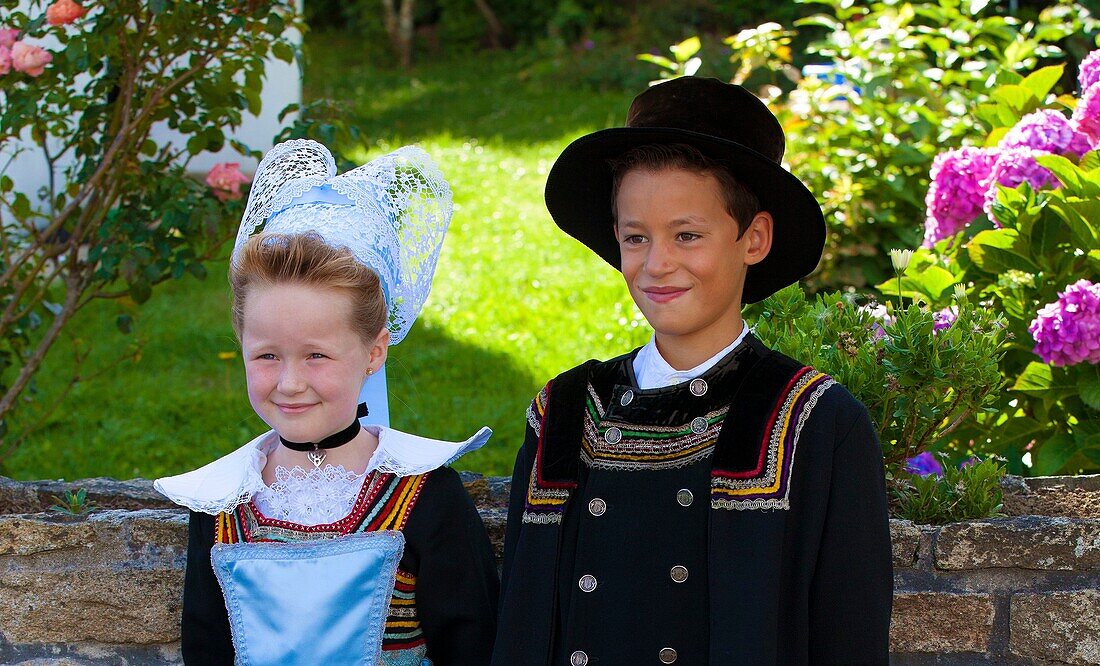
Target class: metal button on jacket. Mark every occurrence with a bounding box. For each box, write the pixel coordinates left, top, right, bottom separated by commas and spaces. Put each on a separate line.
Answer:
659, 647, 678, 663
578, 574, 598, 593
620, 389, 634, 406
604, 427, 623, 444
689, 378, 708, 396
670, 565, 689, 583
570, 651, 588, 666
588, 497, 607, 517
676, 489, 694, 507
690, 417, 708, 434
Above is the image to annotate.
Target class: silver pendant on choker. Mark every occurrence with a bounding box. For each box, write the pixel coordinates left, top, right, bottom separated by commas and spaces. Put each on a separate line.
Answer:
307, 449, 327, 468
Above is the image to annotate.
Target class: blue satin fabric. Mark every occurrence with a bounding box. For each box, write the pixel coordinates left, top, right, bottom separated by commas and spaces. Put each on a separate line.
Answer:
211, 531, 405, 666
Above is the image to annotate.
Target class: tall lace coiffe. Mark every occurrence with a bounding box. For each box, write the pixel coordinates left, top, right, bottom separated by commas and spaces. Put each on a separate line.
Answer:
232, 139, 453, 344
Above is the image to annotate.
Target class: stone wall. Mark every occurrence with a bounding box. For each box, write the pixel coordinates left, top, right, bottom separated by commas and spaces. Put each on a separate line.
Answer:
0, 474, 1097, 665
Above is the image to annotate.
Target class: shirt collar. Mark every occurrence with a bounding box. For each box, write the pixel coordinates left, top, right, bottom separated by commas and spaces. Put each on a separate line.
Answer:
632, 323, 749, 390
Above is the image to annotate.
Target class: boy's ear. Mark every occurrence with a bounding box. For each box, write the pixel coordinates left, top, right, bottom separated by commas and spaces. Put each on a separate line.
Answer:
743, 211, 773, 266
367, 328, 390, 374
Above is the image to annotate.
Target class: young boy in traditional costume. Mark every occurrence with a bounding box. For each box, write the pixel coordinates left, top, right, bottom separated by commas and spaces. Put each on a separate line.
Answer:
493, 77, 892, 665
156, 140, 499, 665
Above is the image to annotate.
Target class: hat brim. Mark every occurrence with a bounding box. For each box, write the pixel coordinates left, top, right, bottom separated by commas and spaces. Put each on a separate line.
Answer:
544, 126, 825, 304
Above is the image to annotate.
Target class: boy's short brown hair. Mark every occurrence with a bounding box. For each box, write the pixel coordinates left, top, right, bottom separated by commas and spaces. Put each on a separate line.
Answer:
608, 143, 761, 238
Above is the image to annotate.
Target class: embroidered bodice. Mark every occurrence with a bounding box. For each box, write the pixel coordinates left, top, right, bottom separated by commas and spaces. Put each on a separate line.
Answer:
252, 464, 368, 526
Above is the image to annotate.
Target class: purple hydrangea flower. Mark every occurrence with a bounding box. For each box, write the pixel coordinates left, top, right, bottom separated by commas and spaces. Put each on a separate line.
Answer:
983, 147, 1059, 220
933, 306, 958, 332
1079, 49, 1100, 93
905, 451, 944, 477
1072, 84, 1100, 145
1028, 279, 1100, 366
923, 147, 997, 247
1001, 109, 1092, 158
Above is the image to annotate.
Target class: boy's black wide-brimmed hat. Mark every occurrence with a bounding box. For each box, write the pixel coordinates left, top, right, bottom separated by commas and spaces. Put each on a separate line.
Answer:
544, 76, 825, 304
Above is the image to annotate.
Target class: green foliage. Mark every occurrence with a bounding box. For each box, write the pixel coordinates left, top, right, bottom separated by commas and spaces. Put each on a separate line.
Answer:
0, 2, 303, 458
640, 0, 1097, 292
891, 456, 1007, 524
48, 488, 96, 516
750, 283, 1008, 472
902, 66, 1100, 475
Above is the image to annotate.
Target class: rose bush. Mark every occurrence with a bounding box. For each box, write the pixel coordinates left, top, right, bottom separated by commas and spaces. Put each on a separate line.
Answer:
0, 1, 308, 457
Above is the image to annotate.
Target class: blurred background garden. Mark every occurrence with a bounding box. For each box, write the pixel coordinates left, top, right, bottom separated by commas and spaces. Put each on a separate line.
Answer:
1, 0, 1098, 511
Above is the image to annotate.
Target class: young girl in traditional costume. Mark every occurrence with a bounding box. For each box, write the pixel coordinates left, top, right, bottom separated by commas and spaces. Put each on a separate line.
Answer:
155, 140, 499, 665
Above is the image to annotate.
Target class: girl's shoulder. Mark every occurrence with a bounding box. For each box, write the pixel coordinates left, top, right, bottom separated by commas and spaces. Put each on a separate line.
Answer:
361, 424, 491, 478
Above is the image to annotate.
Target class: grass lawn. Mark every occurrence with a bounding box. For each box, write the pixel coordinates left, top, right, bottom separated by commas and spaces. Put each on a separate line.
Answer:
2, 31, 655, 480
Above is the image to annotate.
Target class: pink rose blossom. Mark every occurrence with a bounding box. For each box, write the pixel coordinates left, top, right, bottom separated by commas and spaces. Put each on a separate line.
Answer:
10, 41, 52, 77
923, 147, 997, 247
1079, 49, 1100, 93
46, 0, 87, 26
1001, 109, 1092, 159
0, 46, 10, 76
982, 147, 1058, 220
1029, 279, 1100, 366
0, 29, 19, 50
1072, 84, 1100, 145
205, 162, 251, 201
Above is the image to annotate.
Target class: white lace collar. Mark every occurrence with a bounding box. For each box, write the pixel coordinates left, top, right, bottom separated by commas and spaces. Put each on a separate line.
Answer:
153, 424, 492, 515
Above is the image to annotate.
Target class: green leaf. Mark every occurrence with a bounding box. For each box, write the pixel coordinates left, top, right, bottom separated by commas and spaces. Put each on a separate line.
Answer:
967, 229, 1038, 274
1080, 366, 1100, 410
991, 415, 1047, 452
271, 41, 294, 64
1012, 362, 1077, 399
1046, 198, 1100, 248
1036, 154, 1084, 190
991, 84, 1039, 114
1031, 432, 1076, 475
1020, 65, 1064, 100
129, 280, 152, 304
669, 36, 701, 62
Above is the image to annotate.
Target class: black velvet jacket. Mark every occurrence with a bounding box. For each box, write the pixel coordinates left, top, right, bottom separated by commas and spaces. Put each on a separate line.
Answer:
492, 335, 892, 665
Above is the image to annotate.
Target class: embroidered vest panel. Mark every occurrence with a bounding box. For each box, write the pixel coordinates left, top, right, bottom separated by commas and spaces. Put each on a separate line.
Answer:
216, 471, 431, 661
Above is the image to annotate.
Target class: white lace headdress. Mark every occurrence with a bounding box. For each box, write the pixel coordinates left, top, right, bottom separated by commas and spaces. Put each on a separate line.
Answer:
232, 139, 452, 344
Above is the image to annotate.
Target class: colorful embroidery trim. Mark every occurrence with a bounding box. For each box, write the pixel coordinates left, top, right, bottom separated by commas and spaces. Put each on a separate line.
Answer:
522, 385, 572, 525
711, 368, 833, 511
214, 471, 429, 656
581, 393, 726, 471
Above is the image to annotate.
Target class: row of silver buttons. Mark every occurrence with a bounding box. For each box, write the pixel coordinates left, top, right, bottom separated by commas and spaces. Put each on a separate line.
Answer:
603, 415, 708, 445
619, 378, 708, 408
587, 490, 693, 517
570, 647, 679, 664
576, 562, 689, 593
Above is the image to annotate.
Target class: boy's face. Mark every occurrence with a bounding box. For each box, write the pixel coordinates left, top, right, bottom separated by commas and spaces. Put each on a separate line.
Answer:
614, 167, 771, 358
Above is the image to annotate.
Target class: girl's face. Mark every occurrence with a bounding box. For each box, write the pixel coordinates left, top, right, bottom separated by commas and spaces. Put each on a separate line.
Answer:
240, 282, 387, 443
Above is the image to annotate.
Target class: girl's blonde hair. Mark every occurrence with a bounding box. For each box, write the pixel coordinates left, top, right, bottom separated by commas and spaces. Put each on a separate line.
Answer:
230, 233, 388, 343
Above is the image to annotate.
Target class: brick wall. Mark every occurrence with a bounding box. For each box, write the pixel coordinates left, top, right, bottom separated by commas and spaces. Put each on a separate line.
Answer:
1, 474, 1097, 665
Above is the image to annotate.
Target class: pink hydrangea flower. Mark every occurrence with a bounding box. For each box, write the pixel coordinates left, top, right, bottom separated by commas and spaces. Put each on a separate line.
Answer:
205, 162, 251, 201
10, 41, 52, 77
0, 46, 10, 76
46, 0, 87, 25
1079, 49, 1100, 93
0, 28, 19, 49
1029, 279, 1100, 366
982, 147, 1058, 220
1001, 109, 1092, 158
1072, 84, 1100, 145
923, 147, 997, 247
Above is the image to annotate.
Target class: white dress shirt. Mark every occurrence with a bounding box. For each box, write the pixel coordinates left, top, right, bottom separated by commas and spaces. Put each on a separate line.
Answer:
632, 324, 750, 390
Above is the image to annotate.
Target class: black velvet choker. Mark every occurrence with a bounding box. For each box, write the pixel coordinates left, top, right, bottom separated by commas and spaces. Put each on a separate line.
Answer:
279, 403, 369, 467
